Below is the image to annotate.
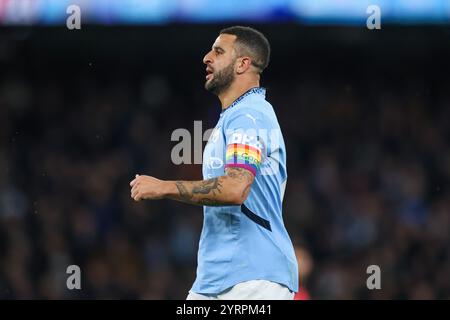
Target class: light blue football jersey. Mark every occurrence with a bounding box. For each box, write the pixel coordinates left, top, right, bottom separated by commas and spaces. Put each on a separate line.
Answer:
191, 87, 298, 294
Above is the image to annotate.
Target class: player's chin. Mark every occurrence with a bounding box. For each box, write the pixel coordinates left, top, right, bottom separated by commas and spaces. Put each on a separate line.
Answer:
204, 80, 216, 92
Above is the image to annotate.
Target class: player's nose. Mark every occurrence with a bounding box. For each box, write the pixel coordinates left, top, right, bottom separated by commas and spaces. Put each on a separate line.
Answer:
203, 51, 213, 65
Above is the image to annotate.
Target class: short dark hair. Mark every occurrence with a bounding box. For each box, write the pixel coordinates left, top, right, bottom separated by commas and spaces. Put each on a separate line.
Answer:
220, 26, 271, 73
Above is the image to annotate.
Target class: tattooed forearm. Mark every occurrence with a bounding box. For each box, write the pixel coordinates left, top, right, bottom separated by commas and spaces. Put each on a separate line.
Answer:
170, 168, 254, 206
225, 167, 254, 199
199, 198, 223, 206
175, 181, 193, 201
192, 178, 222, 195
174, 178, 224, 206
226, 167, 253, 183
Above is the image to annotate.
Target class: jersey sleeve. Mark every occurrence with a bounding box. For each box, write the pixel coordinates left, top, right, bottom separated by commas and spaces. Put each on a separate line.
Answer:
224, 108, 267, 176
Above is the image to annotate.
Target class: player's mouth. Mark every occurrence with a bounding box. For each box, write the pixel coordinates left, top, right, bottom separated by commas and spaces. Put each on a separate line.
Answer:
206, 67, 214, 81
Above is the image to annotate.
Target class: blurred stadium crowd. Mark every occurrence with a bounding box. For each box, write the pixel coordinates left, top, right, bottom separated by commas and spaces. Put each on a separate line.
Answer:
0, 27, 449, 300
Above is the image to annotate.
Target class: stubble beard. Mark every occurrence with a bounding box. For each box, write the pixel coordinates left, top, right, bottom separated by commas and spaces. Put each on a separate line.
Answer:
204, 62, 235, 96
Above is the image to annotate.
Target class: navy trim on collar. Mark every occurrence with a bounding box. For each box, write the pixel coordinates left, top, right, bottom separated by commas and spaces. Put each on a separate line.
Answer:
221, 87, 266, 115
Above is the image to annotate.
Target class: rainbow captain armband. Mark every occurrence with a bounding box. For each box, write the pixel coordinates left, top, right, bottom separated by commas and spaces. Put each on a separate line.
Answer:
224, 143, 262, 176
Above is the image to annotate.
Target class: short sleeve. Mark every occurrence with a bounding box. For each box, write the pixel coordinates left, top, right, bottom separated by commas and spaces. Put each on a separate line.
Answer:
224, 109, 267, 176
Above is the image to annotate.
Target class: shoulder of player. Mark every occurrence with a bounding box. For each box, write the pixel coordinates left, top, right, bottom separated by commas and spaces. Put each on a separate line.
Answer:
224, 103, 273, 125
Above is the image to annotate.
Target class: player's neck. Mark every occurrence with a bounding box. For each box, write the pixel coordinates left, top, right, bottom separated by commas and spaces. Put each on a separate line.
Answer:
219, 78, 260, 111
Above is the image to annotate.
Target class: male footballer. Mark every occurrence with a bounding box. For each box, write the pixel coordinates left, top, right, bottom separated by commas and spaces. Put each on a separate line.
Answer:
130, 26, 298, 300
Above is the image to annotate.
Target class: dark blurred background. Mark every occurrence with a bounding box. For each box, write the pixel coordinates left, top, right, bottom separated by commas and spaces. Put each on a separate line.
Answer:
0, 1, 449, 299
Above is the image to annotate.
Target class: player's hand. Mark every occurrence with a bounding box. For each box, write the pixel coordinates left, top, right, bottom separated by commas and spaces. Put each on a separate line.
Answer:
129, 174, 166, 201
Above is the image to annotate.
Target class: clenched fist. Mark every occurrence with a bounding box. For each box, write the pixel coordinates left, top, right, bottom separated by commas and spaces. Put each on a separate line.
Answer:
129, 174, 168, 201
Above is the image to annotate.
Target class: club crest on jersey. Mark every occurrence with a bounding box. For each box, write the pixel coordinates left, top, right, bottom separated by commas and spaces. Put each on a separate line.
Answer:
206, 156, 224, 169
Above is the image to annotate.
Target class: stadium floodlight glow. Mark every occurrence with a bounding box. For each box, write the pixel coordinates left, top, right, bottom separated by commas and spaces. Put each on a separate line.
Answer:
0, 0, 449, 25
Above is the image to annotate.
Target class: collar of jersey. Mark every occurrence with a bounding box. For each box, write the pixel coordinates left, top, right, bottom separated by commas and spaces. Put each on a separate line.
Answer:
220, 87, 266, 116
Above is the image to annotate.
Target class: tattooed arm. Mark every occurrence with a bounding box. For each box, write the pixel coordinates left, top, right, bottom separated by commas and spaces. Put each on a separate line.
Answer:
129, 167, 254, 206
171, 167, 254, 206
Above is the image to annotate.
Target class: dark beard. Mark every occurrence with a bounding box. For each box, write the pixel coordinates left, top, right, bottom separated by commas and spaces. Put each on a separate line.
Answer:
205, 61, 235, 95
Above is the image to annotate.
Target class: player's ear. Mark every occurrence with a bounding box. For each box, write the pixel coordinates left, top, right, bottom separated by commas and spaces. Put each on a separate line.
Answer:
236, 57, 252, 74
